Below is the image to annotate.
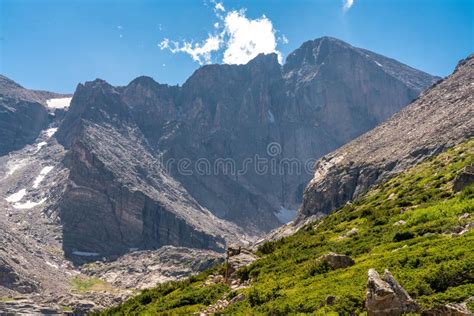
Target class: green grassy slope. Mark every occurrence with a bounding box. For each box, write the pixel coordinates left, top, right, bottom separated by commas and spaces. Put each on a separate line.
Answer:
101, 139, 474, 315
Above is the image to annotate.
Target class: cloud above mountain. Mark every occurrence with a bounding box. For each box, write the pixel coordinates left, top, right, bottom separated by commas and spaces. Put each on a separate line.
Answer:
159, 1, 285, 65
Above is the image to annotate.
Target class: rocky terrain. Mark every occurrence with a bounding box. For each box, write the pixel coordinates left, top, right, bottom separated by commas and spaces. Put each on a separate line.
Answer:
0, 37, 442, 313
81, 246, 224, 290
299, 53, 473, 220
0, 75, 70, 156
0, 78, 237, 313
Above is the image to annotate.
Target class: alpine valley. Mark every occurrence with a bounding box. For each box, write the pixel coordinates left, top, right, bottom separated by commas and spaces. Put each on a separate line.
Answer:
0, 37, 472, 315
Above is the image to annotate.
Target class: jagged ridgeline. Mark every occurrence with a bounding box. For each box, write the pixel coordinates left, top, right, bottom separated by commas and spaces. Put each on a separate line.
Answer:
100, 138, 473, 315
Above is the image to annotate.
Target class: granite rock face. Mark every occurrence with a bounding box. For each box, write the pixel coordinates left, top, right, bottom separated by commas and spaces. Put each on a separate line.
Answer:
165, 37, 437, 232
56, 79, 246, 260
299, 54, 473, 220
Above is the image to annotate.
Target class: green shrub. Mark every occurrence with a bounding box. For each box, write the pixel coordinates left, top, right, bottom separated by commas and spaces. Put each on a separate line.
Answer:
393, 231, 415, 242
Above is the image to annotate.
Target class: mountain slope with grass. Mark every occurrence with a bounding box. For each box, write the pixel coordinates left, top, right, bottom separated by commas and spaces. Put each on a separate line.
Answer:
100, 138, 474, 315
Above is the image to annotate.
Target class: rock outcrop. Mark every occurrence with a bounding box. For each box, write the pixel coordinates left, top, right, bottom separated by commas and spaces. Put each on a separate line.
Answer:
366, 269, 419, 316
453, 165, 474, 192
300, 54, 473, 220
422, 302, 473, 316
318, 252, 354, 269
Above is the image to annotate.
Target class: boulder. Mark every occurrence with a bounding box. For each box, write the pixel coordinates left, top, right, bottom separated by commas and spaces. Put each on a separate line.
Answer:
422, 302, 473, 316
453, 165, 474, 192
319, 252, 355, 269
366, 269, 419, 316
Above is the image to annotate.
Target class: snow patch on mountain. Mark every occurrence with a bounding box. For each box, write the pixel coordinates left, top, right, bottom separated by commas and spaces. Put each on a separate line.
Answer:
12, 198, 46, 209
5, 159, 28, 177
36, 142, 47, 152
44, 128, 58, 138
5, 188, 27, 203
33, 166, 54, 188
46, 97, 72, 109
267, 110, 275, 123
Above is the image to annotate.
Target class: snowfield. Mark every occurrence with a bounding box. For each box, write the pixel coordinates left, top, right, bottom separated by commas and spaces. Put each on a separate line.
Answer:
46, 97, 72, 109
44, 128, 58, 138
33, 166, 54, 188
12, 198, 46, 209
5, 189, 27, 203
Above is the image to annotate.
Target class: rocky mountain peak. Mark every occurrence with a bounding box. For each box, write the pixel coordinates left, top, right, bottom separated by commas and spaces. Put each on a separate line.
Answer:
51, 37, 441, 239
247, 52, 281, 71
283, 36, 439, 93
128, 75, 158, 86
283, 36, 351, 79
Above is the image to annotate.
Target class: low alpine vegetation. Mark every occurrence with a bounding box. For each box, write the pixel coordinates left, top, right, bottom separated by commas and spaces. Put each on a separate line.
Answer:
101, 139, 474, 315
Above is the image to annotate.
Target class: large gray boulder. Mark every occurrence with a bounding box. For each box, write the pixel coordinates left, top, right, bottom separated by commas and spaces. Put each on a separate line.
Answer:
422, 302, 473, 316
453, 165, 474, 192
366, 269, 419, 316
318, 252, 354, 269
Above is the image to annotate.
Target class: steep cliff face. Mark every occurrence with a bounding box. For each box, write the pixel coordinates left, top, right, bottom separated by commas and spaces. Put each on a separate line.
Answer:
299, 54, 474, 220
153, 38, 437, 231
56, 80, 245, 260
159, 54, 287, 232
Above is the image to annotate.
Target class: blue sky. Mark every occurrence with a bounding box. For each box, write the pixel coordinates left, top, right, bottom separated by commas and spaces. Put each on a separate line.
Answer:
1, 0, 472, 93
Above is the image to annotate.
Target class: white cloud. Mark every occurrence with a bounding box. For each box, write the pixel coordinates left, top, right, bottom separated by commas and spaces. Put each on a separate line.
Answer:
159, 2, 287, 65
214, 2, 225, 12
159, 35, 222, 65
223, 10, 281, 64
342, 0, 354, 12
